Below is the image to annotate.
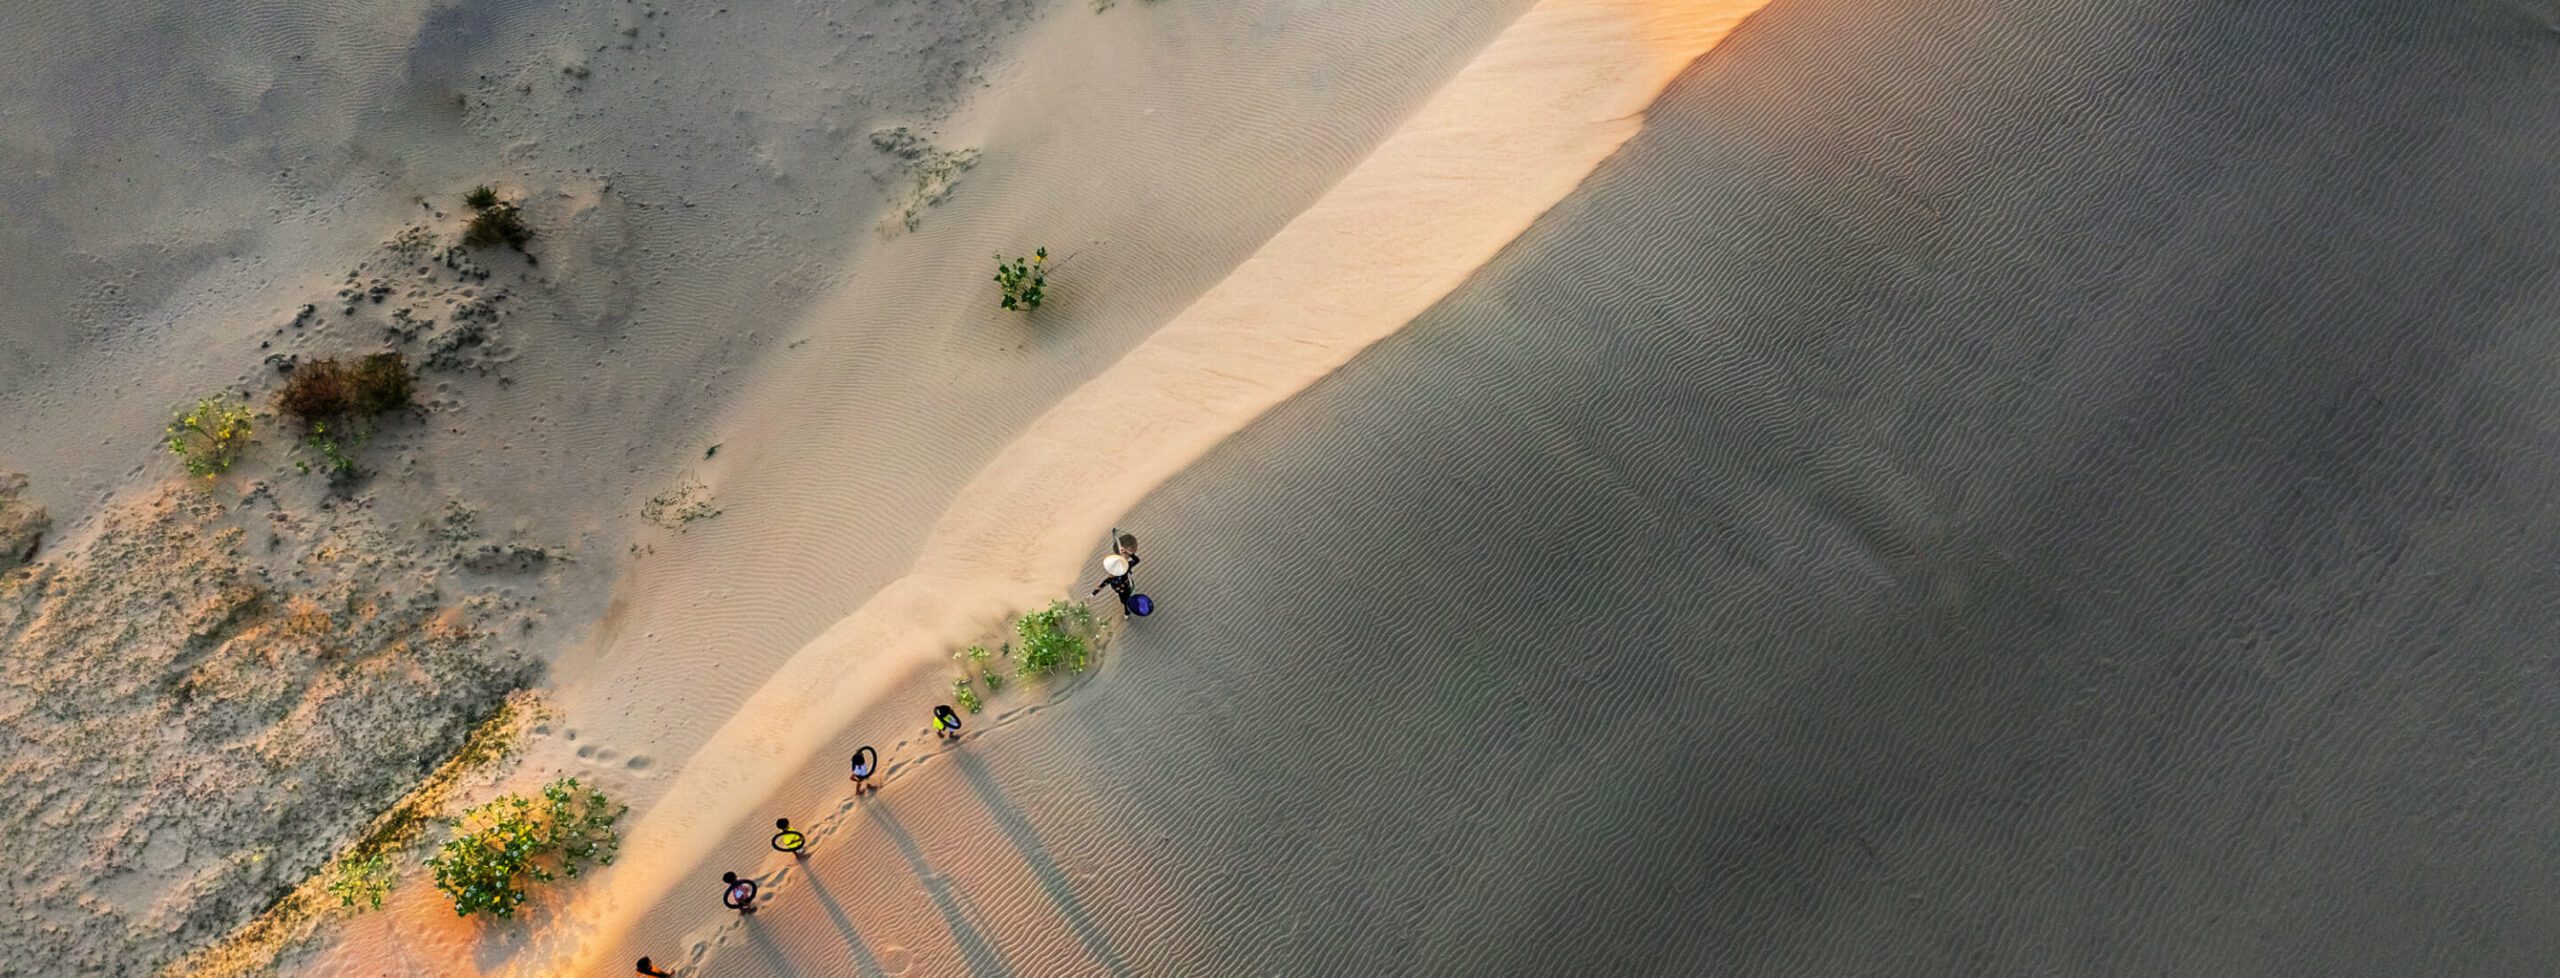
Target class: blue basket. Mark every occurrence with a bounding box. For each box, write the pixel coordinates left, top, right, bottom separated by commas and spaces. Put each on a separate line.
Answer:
1130, 594, 1153, 616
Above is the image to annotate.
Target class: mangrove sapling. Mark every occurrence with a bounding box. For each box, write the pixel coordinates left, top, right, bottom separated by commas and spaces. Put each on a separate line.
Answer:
167, 396, 257, 477
994, 247, 1050, 311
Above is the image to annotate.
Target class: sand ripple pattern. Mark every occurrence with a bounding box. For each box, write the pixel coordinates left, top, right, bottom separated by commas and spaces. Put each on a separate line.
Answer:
908, 0, 2560, 975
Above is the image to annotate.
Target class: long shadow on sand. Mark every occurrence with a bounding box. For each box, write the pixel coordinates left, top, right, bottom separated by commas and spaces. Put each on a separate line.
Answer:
802, 865, 893, 978
951, 751, 1135, 978
746, 921, 794, 976
870, 801, 1014, 978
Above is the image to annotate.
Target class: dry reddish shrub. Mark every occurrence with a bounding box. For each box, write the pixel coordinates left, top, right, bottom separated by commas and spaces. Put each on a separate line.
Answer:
277, 353, 413, 427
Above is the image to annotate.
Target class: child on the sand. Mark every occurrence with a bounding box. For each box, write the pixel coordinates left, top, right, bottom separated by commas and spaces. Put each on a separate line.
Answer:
636, 957, 674, 977
721, 872, 759, 913
771, 818, 807, 857
848, 744, 879, 794
933, 704, 963, 741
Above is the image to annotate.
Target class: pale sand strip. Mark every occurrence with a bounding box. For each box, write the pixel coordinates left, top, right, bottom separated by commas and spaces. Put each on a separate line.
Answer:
548, 0, 1769, 969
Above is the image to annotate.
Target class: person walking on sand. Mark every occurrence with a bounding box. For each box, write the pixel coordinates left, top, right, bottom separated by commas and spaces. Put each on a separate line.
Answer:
848, 744, 879, 794
636, 957, 674, 977
1090, 551, 1142, 616
771, 818, 808, 858
721, 872, 759, 914
932, 703, 964, 741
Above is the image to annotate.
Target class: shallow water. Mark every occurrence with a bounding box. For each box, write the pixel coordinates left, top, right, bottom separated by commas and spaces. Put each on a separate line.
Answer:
957, 1, 2560, 974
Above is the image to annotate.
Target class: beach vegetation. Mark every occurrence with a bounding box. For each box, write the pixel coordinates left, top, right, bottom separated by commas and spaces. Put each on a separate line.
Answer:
298, 422, 365, 482
327, 852, 396, 913
994, 247, 1049, 311
952, 676, 982, 714
464, 202, 534, 250
464, 185, 501, 210
166, 397, 256, 478
161, 692, 544, 975
426, 776, 624, 919
1014, 599, 1098, 677
276, 353, 413, 482
277, 353, 415, 427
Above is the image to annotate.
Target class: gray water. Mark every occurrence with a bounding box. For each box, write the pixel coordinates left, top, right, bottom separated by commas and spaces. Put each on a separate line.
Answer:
978, 1, 2560, 974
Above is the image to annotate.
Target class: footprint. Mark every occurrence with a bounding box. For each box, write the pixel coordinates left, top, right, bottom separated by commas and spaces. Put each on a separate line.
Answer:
625, 755, 652, 770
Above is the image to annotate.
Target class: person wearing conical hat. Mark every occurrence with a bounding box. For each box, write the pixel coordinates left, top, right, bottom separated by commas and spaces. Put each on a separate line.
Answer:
1090, 550, 1141, 615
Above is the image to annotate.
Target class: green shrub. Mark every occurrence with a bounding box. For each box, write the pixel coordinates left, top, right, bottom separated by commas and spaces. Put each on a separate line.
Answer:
464, 203, 533, 250
952, 676, 982, 714
299, 422, 365, 482
1015, 600, 1097, 677
994, 247, 1048, 311
426, 777, 623, 919
464, 185, 500, 210
328, 852, 396, 913
166, 397, 255, 477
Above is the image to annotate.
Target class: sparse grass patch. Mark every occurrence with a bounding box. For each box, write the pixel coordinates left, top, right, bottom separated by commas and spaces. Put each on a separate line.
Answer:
952, 676, 981, 714
994, 247, 1049, 311
464, 203, 533, 250
464, 185, 500, 210
641, 477, 721, 528
167, 396, 256, 478
327, 852, 395, 913
1015, 599, 1099, 677
427, 776, 623, 919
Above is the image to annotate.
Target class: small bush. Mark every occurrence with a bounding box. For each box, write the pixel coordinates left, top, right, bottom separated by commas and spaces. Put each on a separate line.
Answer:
349, 352, 416, 415
464, 203, 533, 250
1015, 600, 1097, 677
328, 852, 395, 913
166, 397, 256, 477
426, 777, 623, 919
994, 247, 1048, 311
278, 353, 412, 427
464, 185, 500, 210
952, 676, 982, 714
299, 422, 365, 482
276, 366, 353, 425
277, 353, 412, 427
